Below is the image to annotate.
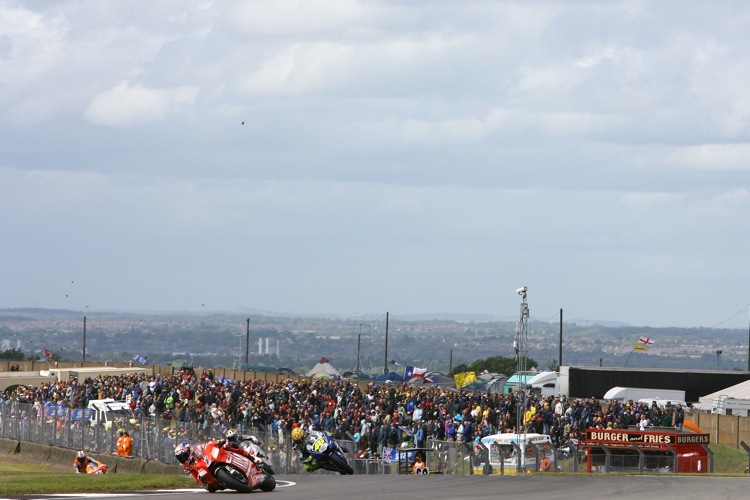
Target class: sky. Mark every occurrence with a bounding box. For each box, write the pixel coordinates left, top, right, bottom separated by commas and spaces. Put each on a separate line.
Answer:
1, 1, 749, 329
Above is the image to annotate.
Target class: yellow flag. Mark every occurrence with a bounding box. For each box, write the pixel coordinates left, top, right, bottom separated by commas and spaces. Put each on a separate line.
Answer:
454, 371, 477, 389
634, 343, 647, 351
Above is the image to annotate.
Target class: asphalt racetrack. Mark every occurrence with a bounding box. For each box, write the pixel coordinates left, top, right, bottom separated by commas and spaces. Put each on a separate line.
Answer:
21, 474, 750, 500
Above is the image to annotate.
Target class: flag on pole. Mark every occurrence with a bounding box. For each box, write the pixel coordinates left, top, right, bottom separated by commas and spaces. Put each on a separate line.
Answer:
403, 366, 427, 381
639, 337, 654, 345
43, 348, 51, 359
633, 343, 647, 351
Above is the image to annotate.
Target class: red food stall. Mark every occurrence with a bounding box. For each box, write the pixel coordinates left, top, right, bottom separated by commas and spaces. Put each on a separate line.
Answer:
583, 428, 711, 473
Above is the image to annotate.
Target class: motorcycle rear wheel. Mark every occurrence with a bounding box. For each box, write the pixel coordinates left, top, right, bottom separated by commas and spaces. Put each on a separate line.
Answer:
330, 453, 354, 475
215, 466, 253, 493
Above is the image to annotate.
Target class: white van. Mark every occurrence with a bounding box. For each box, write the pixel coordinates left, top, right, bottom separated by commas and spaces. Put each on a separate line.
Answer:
476, 433, 554, 474
86, 398, 135, 429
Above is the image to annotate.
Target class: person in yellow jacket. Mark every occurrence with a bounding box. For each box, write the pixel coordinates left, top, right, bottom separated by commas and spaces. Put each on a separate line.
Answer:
117, 429, 133, 457
523, 404, 536, 427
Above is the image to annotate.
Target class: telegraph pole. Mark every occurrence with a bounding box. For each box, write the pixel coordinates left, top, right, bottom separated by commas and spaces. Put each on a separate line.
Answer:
559, 308, 563, 368
82, 316, 87, 365
384, 312, 389, 374
356, 324, 363, 372
245, 318, 250, 365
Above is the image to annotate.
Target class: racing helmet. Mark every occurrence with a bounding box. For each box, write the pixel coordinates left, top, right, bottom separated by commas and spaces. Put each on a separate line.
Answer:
76, 450, 86, 462
291, 427, 306, 444
225, 429, 239, 446
174, 442, 192, 464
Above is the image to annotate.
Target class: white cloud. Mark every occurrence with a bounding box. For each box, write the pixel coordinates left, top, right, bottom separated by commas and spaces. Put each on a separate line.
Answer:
84, 82, 198, 127
3, 1, 750, 328
224, 0, 381, 37
666, 144, 750, 171
620, 191, 686, 209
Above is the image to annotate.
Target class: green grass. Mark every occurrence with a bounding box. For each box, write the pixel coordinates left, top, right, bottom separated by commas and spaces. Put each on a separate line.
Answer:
712, 443, 750, 474
0, 458, 195, 495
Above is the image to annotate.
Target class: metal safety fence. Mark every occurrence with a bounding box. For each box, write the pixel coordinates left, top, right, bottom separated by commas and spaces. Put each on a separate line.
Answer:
0, 400, 355, 475
1, 401, 581, 475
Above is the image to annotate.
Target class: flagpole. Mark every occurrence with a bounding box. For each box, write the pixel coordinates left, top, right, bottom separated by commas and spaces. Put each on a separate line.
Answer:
625, 335, 638, 367
624, 348, 634, 368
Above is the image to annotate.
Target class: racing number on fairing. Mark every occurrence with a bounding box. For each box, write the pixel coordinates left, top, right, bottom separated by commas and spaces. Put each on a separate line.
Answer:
312, 437, 327, 452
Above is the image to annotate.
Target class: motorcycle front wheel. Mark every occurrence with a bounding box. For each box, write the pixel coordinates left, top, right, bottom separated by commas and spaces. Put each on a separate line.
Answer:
262, 463, 276, 476
259, 475, 276, 491
329, 453, 354, 475
215, 466, 253, 493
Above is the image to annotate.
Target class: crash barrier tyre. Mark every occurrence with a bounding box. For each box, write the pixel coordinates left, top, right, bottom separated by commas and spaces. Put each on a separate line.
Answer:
143, 459, 182, 475
48, 445, 73, 464
215, 466, 252, 493
0, 438, 20, 455
116, 456, 147, 474
20, 441, 51, 461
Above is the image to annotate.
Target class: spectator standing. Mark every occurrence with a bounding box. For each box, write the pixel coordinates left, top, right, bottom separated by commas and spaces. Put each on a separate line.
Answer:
674, 404, 685, 432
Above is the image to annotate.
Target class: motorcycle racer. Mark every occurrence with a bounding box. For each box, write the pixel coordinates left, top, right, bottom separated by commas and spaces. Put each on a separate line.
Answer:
291, 427, 323, 472
73, 450, 106, 474
174, 442, 220, 492
216, 429, 262, 463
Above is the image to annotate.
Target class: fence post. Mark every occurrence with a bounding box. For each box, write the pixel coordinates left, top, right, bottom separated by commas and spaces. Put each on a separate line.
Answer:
739, 441, 750, 475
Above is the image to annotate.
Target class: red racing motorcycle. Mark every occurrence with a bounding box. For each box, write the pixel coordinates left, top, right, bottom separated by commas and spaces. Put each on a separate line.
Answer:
193, 441, 276, 493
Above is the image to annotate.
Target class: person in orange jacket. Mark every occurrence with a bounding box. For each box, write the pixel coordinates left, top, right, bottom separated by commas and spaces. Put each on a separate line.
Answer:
117, 429, 133, 457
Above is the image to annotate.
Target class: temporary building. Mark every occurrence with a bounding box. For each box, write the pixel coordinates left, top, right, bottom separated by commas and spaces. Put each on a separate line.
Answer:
526, 371, 560, 397
342, 371, 371, 381
406, 372, 456, 388
502, 371, 538, 394
306, 357, 341, 378
374, 372, 404, 383
463, 372, 508, 394
694, 379, 750, 416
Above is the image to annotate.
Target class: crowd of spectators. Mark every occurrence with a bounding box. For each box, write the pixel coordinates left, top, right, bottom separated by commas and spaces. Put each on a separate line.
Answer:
1, 368, 686, 460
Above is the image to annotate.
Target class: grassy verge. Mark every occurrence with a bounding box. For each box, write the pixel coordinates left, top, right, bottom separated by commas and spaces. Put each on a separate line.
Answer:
712, 443, 750, 474
0, 458, 195, 495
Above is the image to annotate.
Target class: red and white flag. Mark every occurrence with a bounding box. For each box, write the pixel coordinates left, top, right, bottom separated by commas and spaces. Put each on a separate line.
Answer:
639, 337, 654, 345
43, 348, 51, 358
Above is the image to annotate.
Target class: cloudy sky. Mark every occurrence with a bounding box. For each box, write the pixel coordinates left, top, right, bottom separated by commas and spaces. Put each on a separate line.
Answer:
1, 1, 749, 328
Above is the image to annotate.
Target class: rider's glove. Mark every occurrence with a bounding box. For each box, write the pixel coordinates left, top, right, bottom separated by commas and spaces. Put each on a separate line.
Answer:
216, 439, 226, 447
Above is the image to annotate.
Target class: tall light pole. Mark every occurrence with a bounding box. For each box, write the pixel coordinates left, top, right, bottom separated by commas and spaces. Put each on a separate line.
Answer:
245, 318, 250, 366
383, 312, 390, 374
357, 324, 366, 373
716, 350, 723, 370
515, 286, 529, 471
82, 316, 87, 365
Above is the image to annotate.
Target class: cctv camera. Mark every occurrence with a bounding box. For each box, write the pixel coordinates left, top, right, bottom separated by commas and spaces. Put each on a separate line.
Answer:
516, 286, 527, 295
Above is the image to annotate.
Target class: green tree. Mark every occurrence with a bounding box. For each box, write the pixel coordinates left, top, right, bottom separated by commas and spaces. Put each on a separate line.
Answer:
451, 355, 538, 376
0, 348, 25, 361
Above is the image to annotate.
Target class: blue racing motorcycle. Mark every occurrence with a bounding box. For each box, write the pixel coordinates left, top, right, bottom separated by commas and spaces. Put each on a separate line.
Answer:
307, 432, 354, 475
